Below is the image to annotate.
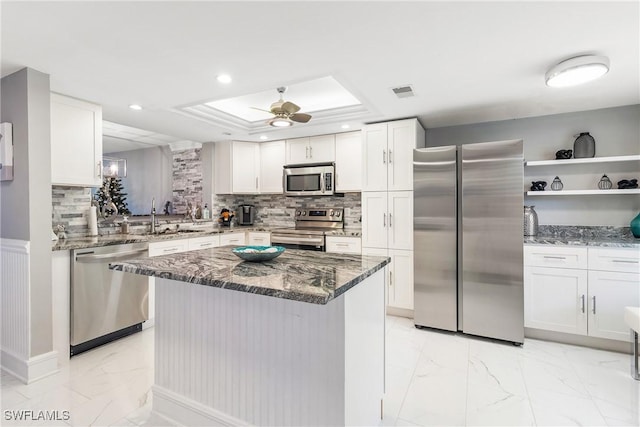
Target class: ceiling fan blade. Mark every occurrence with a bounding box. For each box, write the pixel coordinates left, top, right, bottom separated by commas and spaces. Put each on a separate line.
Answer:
250, 106, 273, 114
289, 113, 312, 123
281, 101, 300, 115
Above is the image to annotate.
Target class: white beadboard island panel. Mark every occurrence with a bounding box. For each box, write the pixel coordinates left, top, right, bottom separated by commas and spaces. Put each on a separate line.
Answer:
152, 269, 385, 426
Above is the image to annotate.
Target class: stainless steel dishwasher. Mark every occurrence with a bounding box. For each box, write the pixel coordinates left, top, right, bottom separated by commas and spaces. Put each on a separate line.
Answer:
71, 242, 149, 356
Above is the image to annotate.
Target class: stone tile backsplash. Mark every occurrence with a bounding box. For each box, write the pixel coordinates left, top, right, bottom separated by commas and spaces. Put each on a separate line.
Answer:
52, 185, 92, 237
212, 193, 362, 229
172, 148, 203, 214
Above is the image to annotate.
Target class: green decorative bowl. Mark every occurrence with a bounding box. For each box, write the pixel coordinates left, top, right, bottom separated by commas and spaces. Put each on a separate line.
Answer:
232, 246, 285, 262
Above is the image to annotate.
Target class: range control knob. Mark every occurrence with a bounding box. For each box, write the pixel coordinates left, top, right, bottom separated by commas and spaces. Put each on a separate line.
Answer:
336, 211, 341, 217
296, 210, 302, 216
302, 211, 306, 216
329, 210, 334, 216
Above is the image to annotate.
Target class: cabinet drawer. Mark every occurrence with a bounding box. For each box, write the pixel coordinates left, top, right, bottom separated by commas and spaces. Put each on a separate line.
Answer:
149, 239, 190, 257
248, 232, 271, 246
220, 232, 247, 246
588, 247, 640, 273
326, 236, 362, 254
524, 245, 588, 269
188, 236, 220, 250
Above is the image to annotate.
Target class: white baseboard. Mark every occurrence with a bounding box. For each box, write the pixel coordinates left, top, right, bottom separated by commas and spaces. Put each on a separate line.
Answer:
1, 350, 59, 384
152, 385, 250, 427
386, 306, 414, 319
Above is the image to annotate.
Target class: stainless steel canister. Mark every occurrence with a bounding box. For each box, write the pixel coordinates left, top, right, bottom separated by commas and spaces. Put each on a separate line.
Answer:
524, 206, 538, 236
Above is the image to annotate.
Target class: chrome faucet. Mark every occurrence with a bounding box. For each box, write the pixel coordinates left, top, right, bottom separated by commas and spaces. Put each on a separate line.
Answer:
151, 198, 157, 233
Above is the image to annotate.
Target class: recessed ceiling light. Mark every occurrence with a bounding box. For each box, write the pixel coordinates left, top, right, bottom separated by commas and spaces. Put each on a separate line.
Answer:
259, 135, 268, 140
216, 74, 232, 84
129, 104, 142, 110
341, 124, 350, 129
545, 55, 610, 88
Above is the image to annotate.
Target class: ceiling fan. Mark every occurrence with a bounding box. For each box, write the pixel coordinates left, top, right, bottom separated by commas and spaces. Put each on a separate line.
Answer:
252, 87, 312, 127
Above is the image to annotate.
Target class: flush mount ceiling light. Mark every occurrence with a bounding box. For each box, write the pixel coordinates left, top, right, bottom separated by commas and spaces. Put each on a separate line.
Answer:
545, 55, 610, 88
128, 104, 143, 110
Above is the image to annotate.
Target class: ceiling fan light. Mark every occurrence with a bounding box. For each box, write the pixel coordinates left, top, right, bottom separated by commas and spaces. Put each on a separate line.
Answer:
545, 55, 609, 88
269, 117, 293, 127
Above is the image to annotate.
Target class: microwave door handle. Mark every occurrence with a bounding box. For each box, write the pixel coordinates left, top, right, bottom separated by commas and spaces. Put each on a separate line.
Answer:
320, 173, 325, 193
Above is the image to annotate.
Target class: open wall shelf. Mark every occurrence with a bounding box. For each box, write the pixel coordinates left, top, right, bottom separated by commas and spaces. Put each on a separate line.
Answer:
526, 189, 640, 196
525, 154, 640, 167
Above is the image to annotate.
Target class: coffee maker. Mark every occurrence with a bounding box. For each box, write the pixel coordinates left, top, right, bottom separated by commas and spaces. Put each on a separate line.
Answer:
237, 205, 255, 226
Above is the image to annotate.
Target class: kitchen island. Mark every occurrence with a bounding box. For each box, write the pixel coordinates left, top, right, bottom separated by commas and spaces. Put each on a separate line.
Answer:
111, 247, 389, 426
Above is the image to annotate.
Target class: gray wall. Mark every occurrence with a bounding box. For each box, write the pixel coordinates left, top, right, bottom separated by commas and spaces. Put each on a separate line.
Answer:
426, 105, 640, 226
1, 68, 53, 356
108, 146, 173, 215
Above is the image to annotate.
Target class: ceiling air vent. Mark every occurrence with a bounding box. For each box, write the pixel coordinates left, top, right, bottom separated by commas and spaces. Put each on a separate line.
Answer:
391, 85, 415, 99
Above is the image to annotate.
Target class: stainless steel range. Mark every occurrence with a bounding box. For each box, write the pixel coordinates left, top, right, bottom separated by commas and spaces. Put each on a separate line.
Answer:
271, 208, 343, 251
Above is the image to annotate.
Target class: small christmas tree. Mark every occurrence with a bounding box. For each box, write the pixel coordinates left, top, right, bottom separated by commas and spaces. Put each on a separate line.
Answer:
95, 177, 131, 216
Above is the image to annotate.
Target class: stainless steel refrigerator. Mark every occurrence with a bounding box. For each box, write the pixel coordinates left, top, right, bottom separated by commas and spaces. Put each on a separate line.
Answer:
413, 140, 524, 344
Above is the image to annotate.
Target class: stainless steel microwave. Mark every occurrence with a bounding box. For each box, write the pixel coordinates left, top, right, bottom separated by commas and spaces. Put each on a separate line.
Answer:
283, 163, 335, 196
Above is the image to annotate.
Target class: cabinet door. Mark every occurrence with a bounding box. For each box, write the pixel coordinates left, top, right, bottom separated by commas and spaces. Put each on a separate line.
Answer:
389, 249, 414, 310
285, 137, 310, 164
524, 266, 588, 335
232, 141, 260, 193
248, 232, 271, 246
51, 93, 103, 187
308, 134, 335, 163
259, 140, 285, 193
387, 120, 418, 191
361, 192, 388, 249
220, 232, 247, 246
335, 131, 362, 192
362, 124, 388, 192
588, 270, 640, 341
387, 191, 413, 250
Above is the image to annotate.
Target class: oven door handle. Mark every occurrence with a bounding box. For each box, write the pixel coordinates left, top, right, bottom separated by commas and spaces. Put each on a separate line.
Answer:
271, 234, 324, 245
75, 249, 148, 263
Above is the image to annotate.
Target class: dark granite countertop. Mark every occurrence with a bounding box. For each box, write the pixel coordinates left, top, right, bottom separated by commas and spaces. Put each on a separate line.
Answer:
110, 247, 389, 305
52, 226, 274, 251
524, 235, 639, 248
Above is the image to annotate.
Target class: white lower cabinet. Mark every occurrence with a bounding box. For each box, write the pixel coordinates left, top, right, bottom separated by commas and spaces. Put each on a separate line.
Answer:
188, 235, 220, 250
524, 245, 640, 342
587, 270, 640, 341
220, 231, 247, 246
326, 236, 361, 254
148, 239, 190, 257
363, 247, 412, 311
248, 231, 270, 246
524, 266, 588, 335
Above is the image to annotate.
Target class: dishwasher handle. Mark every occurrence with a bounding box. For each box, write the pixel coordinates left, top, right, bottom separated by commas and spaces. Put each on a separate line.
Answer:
75, 248, 148, 263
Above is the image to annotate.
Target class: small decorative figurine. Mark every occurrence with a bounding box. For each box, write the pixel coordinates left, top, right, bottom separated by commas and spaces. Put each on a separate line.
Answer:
555, 149, 572, 160
530, 181, 547, 191
56, 224, 67, 240
618, 178, 638, 189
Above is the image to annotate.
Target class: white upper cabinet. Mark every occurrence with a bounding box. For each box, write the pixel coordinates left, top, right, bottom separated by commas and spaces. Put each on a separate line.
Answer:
335, 131, 362, 192
51, 93, 103, 187
362, 118, 425, 192
259, 140, 286, 193
214, 141, 260, 194
286, 134, 335, 165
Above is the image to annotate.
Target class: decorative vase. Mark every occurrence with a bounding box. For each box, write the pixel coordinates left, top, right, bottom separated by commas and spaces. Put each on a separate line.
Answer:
551, 176, 563, 191
573, 132, 595, 158
524, 206, 539, 236
598, 174, 613, 190
631, 213, 640, 238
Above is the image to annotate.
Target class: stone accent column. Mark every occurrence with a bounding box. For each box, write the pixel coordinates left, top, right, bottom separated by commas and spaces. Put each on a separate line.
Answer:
170, 141, 203, 215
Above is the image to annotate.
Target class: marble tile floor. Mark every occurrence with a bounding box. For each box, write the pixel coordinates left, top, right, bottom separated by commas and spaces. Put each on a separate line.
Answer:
1, 316, 637, 426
